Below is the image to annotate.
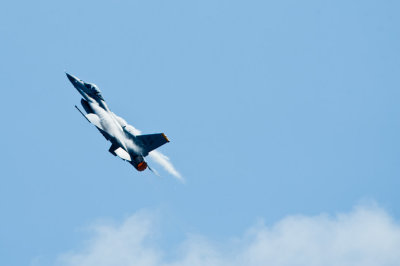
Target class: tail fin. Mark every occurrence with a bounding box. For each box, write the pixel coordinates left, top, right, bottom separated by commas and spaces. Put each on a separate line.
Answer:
136, 133, 170, 155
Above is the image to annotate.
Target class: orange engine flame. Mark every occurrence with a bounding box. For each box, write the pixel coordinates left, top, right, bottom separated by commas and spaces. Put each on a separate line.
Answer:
136, 161, 148, 171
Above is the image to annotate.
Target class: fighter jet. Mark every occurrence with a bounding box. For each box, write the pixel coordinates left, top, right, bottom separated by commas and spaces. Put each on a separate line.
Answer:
66, 73, 169, 172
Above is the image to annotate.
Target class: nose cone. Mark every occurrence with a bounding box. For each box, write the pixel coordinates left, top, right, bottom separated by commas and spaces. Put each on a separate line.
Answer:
66, 72, 90, 101
66, 72, 79, 84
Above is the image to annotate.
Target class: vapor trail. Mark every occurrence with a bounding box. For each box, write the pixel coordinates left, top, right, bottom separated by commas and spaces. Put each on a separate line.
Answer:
148, 150, 183, 182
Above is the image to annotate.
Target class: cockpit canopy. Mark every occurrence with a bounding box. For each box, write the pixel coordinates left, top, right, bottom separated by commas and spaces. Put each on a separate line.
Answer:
84, 83, 101, 95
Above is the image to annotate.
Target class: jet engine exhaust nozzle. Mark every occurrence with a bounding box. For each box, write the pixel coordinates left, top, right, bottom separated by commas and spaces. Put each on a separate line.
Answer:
136, 161, 148, 171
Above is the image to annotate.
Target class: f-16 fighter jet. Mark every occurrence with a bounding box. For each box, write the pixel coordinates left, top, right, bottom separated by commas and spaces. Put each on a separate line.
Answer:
66, 73, 169, 172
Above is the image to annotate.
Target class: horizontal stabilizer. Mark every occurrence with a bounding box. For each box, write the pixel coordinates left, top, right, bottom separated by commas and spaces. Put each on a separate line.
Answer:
136, 133, 170, 155
109, 143, 131, 161
115, 148, 131, 161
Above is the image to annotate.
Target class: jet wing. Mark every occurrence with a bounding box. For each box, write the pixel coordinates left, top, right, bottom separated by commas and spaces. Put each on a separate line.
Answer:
86, 113, 101, 128
136, 133, 170, 155
75, 105, 110, 140
75, 105, 101, 127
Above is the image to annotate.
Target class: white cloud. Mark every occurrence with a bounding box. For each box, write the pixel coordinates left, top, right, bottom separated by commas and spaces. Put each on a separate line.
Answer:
57, 211, 161, 266
56, 204, 400, 266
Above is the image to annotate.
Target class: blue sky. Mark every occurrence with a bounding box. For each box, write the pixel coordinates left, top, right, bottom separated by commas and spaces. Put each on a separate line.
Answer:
1, 0, 400, 265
